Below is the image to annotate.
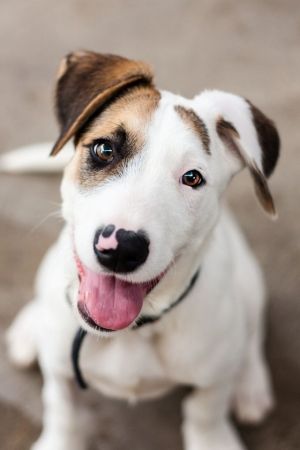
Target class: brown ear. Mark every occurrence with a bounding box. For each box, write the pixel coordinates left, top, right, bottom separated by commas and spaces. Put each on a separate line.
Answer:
217, 108, 280, 218
51, 51, 154, 156
247, 100, 280, 178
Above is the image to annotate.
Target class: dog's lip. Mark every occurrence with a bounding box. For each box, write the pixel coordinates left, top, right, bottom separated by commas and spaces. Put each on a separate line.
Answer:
76, 269, 167, 332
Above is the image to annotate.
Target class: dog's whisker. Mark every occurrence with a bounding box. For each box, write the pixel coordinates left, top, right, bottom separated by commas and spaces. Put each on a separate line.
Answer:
30, 209, 63, 233
48, 200, 63, 209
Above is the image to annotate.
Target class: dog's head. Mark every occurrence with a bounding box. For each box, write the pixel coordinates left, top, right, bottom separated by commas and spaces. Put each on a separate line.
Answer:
52, 51, 280, 335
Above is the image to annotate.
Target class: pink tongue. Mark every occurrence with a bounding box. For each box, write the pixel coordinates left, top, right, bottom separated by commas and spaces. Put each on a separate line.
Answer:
78, 263, 146, 331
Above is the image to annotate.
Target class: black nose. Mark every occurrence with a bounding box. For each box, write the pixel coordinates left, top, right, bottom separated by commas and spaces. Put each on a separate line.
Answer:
94, 227, 150, 273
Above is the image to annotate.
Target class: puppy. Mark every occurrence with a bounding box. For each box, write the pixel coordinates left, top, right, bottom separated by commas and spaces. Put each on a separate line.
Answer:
6, 51, 280, 450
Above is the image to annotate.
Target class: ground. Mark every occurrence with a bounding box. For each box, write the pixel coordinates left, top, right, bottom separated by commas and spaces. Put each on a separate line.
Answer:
0, 0, 299, 449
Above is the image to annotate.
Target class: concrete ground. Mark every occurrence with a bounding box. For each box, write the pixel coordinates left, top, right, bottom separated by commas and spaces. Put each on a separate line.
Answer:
0, 0, 299, 449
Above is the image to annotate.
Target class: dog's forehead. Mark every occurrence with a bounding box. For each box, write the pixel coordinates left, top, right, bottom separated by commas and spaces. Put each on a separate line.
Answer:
144, 90, 211, 165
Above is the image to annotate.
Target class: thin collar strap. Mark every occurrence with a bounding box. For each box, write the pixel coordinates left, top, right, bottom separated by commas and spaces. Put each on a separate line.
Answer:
71, 328, 88, 389
133, 269, 200, 329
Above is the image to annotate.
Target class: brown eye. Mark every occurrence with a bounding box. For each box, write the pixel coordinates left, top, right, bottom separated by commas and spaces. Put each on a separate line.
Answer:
91, 141, 114, 163
182, 170, 205, 188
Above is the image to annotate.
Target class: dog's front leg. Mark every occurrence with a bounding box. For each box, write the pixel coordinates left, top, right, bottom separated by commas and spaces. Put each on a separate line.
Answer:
182, 384, 246, 450
32, 373, 88, 450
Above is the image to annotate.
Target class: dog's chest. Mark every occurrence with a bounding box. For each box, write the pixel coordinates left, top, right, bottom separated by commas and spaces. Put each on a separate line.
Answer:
80, 331, 175, 401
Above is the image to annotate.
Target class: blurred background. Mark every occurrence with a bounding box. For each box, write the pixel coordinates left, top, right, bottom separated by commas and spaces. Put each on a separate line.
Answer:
0, 1, 299, 449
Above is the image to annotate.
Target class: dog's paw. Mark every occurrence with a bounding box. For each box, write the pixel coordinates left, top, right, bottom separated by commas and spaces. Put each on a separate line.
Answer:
233, 362, 275, 424
6, 302, 38, 369
6, 322, 37, 369
183, 420, 245, 450
233, 385, 274, 424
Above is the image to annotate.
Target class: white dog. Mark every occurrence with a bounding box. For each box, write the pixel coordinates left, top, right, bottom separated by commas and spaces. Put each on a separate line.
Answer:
5, 51, 280, 450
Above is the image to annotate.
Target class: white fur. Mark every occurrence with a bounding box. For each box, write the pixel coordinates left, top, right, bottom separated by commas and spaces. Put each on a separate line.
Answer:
0, 141, 73, 173
7, 90, 274, 450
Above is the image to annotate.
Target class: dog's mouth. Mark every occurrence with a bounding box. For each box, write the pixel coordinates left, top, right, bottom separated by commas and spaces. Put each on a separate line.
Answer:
75, 256, 165, 332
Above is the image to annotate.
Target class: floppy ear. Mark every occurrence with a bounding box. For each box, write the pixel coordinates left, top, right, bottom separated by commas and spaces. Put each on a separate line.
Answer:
51, 51, 154, 156
200, 91, 280, 218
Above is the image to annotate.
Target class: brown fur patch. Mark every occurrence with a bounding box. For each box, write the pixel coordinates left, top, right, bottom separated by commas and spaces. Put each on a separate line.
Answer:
216, 117, 240, 157
249, 162, 277, 217
247, 100, 280, 178
66, 85, 160, 188
175, 105, 210, 154
52, 51, 154, 156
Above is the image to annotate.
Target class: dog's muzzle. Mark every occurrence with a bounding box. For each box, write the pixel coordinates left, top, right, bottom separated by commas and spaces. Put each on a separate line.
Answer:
74, 226, 152, 332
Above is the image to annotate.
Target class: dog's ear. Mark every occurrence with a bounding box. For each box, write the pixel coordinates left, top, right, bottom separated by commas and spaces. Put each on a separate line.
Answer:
51, 51, 154, 156
201, 91, 280, 218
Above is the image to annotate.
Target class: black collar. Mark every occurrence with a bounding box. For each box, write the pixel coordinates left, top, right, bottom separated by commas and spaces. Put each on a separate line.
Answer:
71, 268, 200, 389
133, 269, 200, 329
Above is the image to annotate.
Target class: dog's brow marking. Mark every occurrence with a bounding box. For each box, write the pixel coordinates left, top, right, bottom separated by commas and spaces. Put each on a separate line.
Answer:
216, 117, 239, 138
175, 105, 211, 155
216, 117, 241, 158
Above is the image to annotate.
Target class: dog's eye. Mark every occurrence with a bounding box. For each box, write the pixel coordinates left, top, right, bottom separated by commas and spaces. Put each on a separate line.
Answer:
181, 170, 206, 188
91, 141, 114, 163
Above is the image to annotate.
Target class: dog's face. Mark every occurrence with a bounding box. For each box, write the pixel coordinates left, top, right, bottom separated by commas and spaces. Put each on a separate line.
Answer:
52, 52, 279, 335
